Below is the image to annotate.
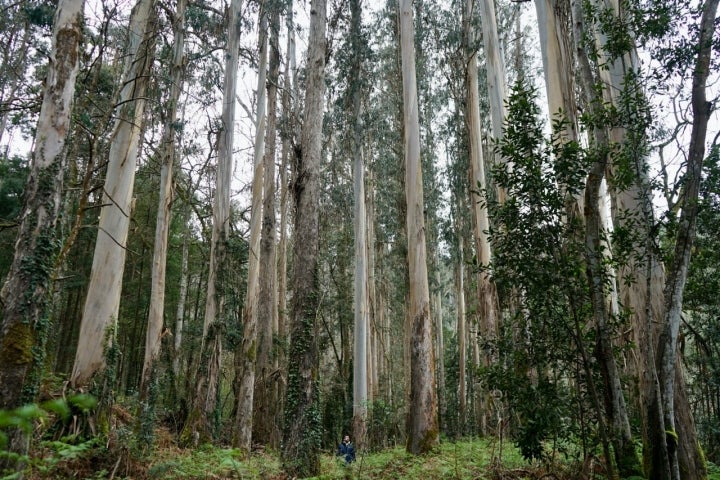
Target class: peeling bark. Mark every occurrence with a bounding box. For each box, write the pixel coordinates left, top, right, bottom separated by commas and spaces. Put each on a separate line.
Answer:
398, 0, 438, 454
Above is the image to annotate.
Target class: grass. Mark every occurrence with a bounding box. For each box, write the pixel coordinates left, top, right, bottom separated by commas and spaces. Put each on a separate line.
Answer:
16, 435, 633, 479
309, 438, 550, 480
139, 438, 538, 480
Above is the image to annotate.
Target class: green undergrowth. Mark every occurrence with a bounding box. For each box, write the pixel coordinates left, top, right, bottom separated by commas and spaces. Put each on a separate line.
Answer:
5, 422, 620, 480
314, 438, 528, 480
14, 435, 620, 479
708, 461, 720, 480
147, 445, 281, 479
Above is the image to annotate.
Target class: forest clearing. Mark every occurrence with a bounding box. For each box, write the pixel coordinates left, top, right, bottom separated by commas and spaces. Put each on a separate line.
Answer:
1, 0, 719, 478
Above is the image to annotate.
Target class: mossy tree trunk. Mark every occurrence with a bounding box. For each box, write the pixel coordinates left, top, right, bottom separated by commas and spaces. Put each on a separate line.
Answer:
281, 0, 326, 475
0, 0, 83, 468
656, 1, 717, 478
140, 0, 186, 400
571, 2, 642, 476
252, 0, 281, 449
183, 0, 242, 445
234, 1, 267, 451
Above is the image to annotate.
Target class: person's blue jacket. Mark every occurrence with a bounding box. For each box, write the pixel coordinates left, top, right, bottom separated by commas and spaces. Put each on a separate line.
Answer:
337, 440, 356, 464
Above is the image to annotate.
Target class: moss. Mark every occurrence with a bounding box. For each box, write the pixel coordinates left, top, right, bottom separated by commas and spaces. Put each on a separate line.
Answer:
616, 441, 644, 478
0, 322, 35, 365
246, 340, 256, 362
419, 426, 439, 454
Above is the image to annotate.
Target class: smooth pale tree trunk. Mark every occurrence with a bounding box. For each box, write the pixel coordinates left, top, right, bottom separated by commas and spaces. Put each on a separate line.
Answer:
277, 1, 296, 379
398, 0, 438, 454
455, 233, 467, 433
657, 1, 718, 478
350, 0, 369, 449
478, 0, 506, 142
141, 0, 186, 397
571, 2, 640, 476
253, 0, 281, 449
534, 0, 582, 215
465, 2, 498, 431
281, 0, 326, 475
367, 177, 380, 401
184, 0, 241, 445
234, 5, 268, 451
465, 0, 498, 348
0, 0, 83, 466
477, 0, 509, 203
534, 0, 576, 142
173, 210, 190, 376
71, 0, 155, 388
433, 268, 446, 432
352, 144, 368, 446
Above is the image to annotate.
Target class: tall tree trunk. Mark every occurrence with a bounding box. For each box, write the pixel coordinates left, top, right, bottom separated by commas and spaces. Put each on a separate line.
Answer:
173, 209, 190, 377
534, 0, 582, 215
141, 0, 186, 398
584, 0, 709, 477
657, 1, 717, 478
184, 0, 242, 444
276, 1, 296, 412
465, 0, 499, 435
367, 173, 380, 402
71, 0, 156, 388
253, 0, 281, 449
281, 0, 327, 475
398, 0, 438, 454
571, 2, 641, 475
0, 0, 83, 466
534, 0, 577, 143
477, 0, 508, 204
433, 267, 446, 433
455, 232, 467, 434
478, 0, 506, 142
350, 0, 369, 450
234, 3, 268, 451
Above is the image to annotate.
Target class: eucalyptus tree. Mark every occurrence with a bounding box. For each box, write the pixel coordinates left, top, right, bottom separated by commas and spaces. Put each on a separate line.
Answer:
452, 199, 468, 432
478, 0, 506, 141
281, 0, 327, 474
234, 1, 268, 452
576, 0, 713, 476
365, 0, 405, 416
141, 0, 188, 401
570, 3, 640, 473
276, 0, 296, 400
71, 0, 157, 389
655, 1, 718, 478
464, 0, 498, 393
0, 0, 83, 465
533, 0, 577, 150
183, 0, 243, 444
349, 0, 370, 448
398, 0, 438, 454
253, 0, 282, 449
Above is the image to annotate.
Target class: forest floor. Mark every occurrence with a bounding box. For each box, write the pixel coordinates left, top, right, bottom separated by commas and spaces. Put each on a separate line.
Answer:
18, 432, 687, 480
12, 405, 720, 480
19, 438, 569, 480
